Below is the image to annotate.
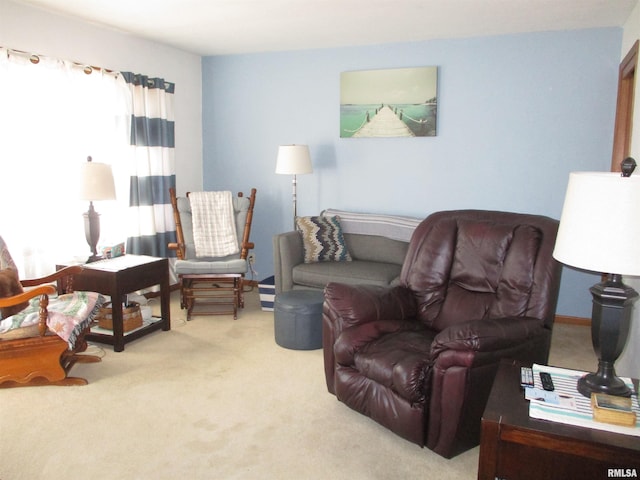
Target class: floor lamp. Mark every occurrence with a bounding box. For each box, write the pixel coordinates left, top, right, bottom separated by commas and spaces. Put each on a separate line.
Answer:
80, 156, 116, 263
553, 159, 640, 397
276, 145, 313, 228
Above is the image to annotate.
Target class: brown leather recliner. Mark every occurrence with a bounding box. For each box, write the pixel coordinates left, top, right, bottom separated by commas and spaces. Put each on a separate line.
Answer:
323, 210, 562, 458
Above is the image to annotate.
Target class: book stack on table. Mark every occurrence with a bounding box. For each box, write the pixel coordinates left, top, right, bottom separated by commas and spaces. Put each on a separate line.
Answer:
591, 392, 637, 426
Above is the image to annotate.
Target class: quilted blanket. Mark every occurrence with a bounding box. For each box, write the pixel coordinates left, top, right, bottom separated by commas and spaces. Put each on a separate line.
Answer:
0, 291, 104, 350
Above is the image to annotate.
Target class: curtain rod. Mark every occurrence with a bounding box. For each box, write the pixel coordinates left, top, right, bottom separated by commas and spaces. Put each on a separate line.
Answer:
2, 46, 119, 77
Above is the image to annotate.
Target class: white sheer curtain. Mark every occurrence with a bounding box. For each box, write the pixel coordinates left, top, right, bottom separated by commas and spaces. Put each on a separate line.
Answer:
0, 48, 132, 277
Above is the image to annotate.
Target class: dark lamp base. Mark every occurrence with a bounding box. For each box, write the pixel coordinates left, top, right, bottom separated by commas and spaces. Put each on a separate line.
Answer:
577, 371, 631, 398
84, 201, 101, 263
577, 274, 638, 399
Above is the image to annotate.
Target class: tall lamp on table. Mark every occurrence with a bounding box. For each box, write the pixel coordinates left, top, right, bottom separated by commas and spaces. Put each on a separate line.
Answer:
553, 158, 640, 398
275, 144, 313, 228
79, 156, 116, 263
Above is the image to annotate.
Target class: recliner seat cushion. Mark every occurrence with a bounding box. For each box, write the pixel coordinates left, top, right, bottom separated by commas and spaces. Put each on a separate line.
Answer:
339, 323, 433, 404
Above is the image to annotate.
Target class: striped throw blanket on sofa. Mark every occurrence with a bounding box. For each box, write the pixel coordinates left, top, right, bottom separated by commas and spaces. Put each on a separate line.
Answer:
321, 208, 422, 242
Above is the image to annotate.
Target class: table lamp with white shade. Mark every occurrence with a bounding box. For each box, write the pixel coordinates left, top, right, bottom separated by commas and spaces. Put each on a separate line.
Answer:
552, 158, 640, 397
80, 156, 116, 262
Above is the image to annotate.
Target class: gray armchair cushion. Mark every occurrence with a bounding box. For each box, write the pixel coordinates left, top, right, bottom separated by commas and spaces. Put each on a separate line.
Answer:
292, 260, 402, 289
175, 258, 248, 275
345, 233, 408, 265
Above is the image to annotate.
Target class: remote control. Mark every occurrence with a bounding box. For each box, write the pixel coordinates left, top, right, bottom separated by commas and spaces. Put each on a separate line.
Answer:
520, 367, 534, 388
540, 372, 554, 391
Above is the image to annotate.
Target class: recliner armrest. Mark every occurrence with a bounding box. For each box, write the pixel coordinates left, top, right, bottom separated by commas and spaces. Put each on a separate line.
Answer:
322, 282, 416, 394
324, 283, 416, 329
426, 316, 550, 456
430, 316, 546, 363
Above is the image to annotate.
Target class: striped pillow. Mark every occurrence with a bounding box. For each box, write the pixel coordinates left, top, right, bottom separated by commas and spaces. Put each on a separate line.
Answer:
296, 216, 352, 263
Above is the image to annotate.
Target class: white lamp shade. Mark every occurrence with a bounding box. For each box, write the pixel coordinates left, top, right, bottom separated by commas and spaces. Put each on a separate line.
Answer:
80, 161, 116, 201
275, 145, 313, 175
553, 171, 640, 276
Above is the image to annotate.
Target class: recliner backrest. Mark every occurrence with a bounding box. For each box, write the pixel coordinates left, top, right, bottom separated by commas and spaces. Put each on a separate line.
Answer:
176, 194, 251, 261
400, 210, 561, 332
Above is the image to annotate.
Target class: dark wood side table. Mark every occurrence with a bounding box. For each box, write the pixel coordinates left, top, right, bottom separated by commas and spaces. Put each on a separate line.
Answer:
58, 255, 171, 352
478, 359, 640, 480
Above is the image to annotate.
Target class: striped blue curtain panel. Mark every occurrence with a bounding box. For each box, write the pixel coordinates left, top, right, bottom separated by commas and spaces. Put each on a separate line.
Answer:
122, 72, 177, 258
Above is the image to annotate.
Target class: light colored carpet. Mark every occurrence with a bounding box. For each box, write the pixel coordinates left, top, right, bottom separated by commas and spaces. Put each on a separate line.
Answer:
0, 289, 594, 480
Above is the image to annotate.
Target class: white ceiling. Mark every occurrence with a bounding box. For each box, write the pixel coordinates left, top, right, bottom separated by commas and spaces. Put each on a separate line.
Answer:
13, 0, 639, 56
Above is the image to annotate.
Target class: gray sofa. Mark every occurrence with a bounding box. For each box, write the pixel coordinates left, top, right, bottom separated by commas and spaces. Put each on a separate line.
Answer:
272, 209, 422, 294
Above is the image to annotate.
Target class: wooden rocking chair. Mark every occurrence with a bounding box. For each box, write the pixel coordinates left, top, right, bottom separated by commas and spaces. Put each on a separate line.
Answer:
0, 237, 102, 388
168, 188, 257, 320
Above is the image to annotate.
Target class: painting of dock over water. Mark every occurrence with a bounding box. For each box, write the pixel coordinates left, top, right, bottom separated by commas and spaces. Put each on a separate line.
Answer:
340, 66, 437, 138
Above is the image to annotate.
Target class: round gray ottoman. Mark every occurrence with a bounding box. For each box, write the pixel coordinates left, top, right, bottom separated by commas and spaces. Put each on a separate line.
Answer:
274, 290, 324, 350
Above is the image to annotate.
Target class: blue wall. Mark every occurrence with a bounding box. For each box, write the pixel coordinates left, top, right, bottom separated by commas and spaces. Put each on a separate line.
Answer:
202, 28, 622, 318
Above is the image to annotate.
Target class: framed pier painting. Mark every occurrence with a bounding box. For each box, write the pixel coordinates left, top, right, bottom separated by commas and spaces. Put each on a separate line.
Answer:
340, 66, 438, 138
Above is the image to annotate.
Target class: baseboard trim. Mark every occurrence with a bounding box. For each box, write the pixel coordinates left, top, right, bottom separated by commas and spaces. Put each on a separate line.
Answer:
555, 314, 590, 326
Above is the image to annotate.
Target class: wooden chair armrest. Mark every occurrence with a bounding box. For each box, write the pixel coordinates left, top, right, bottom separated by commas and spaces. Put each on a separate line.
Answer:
167, 242, 185, 259
0, 285, 57, 308
20, 265, 83, 288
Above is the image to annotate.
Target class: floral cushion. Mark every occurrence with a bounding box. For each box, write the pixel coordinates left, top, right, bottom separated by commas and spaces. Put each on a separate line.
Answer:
0, 236, 104, 349
0, 292, 104, 350
295, 215, 352, 263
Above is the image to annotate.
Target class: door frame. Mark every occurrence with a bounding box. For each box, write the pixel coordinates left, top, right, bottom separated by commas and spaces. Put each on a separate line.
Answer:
611, 40, 638, 172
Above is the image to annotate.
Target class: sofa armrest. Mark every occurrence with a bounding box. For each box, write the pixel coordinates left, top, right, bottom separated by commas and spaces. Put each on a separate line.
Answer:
272, 230, 304, 294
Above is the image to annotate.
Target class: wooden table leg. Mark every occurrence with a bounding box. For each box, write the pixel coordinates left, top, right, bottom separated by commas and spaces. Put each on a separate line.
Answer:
477, 417, 501, 480
111, 295, 125, 352
160, 268, 171, 331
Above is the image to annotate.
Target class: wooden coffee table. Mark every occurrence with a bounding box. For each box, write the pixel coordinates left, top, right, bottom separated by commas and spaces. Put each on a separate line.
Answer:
478, 359, 640, 480
58, 255, 171, 352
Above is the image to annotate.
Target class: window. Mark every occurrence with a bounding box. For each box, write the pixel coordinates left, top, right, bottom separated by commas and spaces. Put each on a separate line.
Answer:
0, 48, 132, 277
